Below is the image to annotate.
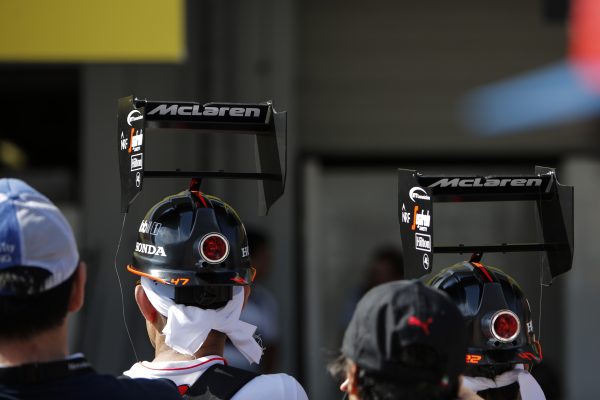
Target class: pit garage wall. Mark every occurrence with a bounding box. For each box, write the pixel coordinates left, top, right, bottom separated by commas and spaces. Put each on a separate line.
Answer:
564, 157, 600, 400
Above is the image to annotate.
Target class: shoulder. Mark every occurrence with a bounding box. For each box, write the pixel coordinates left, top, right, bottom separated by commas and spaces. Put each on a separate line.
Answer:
82, 373, 182, 399
234, 373, 308, 400
0, 372, 182, 400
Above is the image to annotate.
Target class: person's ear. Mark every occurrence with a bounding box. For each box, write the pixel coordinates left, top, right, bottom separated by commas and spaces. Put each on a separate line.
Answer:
349, 362, 360, 395
242, 285, 251, 307
340, 361, 360, 397
135, 285, 158, 324
68, 262, 87, 313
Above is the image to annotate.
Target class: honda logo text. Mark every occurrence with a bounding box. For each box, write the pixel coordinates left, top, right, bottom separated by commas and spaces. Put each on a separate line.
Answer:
135, 242, 167, 257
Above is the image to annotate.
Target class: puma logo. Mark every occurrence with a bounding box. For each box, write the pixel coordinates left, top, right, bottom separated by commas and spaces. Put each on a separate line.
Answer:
408, 316, 433, 335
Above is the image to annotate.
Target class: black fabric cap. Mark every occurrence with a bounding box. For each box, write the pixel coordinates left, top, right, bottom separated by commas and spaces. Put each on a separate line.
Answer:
342, 280, 467, 380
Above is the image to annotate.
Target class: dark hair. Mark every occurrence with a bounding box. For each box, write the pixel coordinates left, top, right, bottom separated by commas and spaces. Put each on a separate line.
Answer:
328, 354, 459, 400
0, 266, 77, 340
246, 228, 270, 255
356, 369, 459, 400
362, 246, 405, 293
371, 246, 404, 278
174, 285, 232, 309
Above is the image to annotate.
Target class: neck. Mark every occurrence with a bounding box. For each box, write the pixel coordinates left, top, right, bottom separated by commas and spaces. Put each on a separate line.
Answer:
0, 323, 69, 367
153, 330, 226, 363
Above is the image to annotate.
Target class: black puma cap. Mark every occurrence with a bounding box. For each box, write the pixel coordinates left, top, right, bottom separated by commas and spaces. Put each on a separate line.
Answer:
342, 280, 467, 381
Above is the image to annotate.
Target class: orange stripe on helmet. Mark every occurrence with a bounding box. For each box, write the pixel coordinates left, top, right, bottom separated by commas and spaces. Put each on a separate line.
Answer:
126, 264, 167, 285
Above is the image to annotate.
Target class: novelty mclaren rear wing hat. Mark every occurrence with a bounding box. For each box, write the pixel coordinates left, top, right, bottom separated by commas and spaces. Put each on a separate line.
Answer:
0, 178, 79, 295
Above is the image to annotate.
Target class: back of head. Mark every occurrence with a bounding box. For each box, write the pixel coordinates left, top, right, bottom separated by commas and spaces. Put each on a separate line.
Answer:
0, 178, 79, 339
429, 261, 542, 377
127, 185, 263, 362
365, 246, 404, 290
128, 188, 253, 308
340, 280, 467, 400
246, 228, 269, 256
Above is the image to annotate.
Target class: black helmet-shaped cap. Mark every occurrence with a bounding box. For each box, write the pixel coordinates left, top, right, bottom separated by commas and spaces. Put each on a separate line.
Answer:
428, 261, 542, 371
127, 186, 254, 307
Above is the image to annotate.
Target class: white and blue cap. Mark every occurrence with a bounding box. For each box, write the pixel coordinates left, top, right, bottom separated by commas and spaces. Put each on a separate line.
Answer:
0, 178, 79, 294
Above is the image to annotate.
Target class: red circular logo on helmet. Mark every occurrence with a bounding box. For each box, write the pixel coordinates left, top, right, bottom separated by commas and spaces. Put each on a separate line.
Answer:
491, 310, 520, 342
200, 233, 229, 263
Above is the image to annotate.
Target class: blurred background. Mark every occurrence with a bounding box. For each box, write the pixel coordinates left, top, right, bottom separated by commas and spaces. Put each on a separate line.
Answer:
1, 0, 599, 399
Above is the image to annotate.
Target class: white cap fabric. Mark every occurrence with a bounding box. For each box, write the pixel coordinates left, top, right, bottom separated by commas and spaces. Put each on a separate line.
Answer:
0, 178, 79, 293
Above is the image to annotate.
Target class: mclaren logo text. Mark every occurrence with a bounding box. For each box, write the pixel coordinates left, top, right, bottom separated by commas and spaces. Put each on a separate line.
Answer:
429, 177, 543, 188
135, 242, 167, 257
147, 104, 261, 118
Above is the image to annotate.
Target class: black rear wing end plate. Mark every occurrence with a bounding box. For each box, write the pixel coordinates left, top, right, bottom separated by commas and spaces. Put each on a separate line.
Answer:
117, 95, 287, 215
398, 166, 574, 279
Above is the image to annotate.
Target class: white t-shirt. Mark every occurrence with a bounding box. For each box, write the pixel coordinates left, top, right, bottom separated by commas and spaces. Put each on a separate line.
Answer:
123, 356, 308, 400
